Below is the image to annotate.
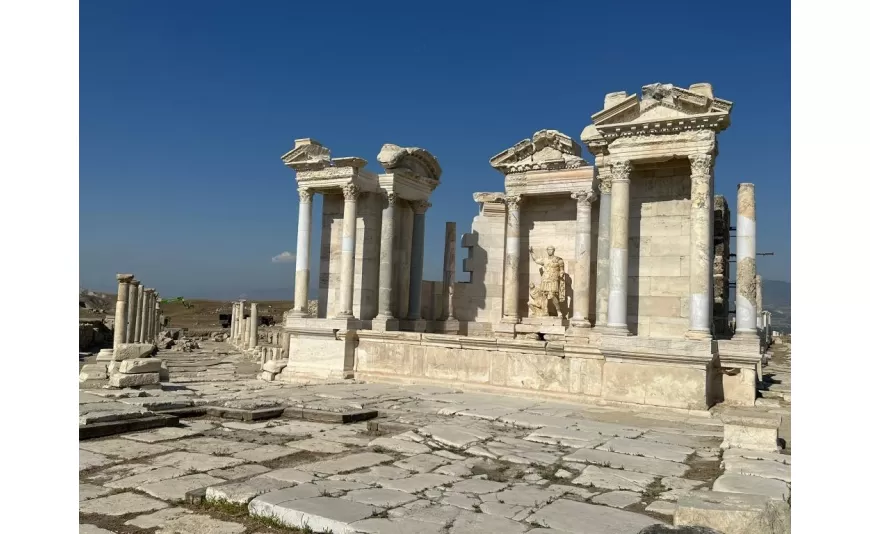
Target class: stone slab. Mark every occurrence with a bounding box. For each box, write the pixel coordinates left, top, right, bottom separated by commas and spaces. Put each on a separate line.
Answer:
394, 453, 450, 473
417, 424, 491, 449
232, 445, 304, 462
80, 439, 173, 459
207, 464, 272, 480
80, 450, 115, 471
79, 491, 169, 516
591, 490, 642, 509
122, 426, 206, 443
564, 448, 689, 477
713, 473, 790, 500
105, 466, 187, 489
149, 451, 245, 472
646, 500, 678, 517
380, 473, 458, 494
249, 496, 376, 534
674, 491, 790, 534
139, 473, 226, 501
368, 437, 431, 455
125, 507, 191, 529
206, 477, 293, 504
344, 488, 419, 508
206, 406, 285, 421
597, 437, 694, 463
722, 457, 791, 482
113, 343, 156, 361
449, 510, 529, 533
153, 513, 246, 534
283, 407, 379, 424
80, 483, 113, 501
349, 517, 444, 534
526, 499, 660, 534
572, 465, 657, 492
80, 414, 179, 440
297, 452, 394, 475
79, 525, 117, 534
259, 468, 318, 485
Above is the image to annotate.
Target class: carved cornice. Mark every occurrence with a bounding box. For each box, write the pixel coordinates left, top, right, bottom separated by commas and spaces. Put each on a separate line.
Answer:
505, 195, 523, 210
610, 160, 633, 182
298, 188, 313, 203
377, 144, 442, 181
411, 200, 432, 214
689, 154, 713, 178
342, 183, 361, 201
491, 130, 588, 175
571, 190, 598, 206
116, 274, 134, 283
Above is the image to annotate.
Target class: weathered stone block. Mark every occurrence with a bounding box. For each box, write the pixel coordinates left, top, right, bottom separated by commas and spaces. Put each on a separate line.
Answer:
109, 372, 161, 388
674, 491, 789, 534
118, 358, 162, 374
719, 410, 781, 452
113, 343, 156, 361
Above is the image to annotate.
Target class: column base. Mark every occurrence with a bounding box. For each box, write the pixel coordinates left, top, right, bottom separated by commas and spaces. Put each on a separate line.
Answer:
288, 310, 310, 319
334, 311, 357, 320
436, 318, 461, 335
601, 324, 632, 336
685, 329, 713, 341
401, 319, 427, 333
493, 321, 517, 339
570, 318, 592, 329
371, 317, 400, 332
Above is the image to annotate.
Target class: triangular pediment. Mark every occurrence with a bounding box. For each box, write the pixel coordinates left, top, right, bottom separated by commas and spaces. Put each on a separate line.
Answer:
490, 129, 588, 174
281, 139, 333, 171
591, 83, 733, 130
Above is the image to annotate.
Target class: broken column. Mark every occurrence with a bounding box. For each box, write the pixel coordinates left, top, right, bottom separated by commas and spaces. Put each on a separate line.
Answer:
237, 300, 246, 342
713, 195, 730, 337
571, 189, 596, 329
112, 274, 134, 357
440, 221, 459, 332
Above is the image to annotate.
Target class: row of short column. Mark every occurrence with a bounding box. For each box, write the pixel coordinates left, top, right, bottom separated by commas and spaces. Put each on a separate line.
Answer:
229, 299, 259, 349
112, 274, 162, 356
290, 184, 431, 323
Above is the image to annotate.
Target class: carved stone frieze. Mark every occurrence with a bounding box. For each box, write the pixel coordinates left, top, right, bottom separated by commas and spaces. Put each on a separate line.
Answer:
490, 130, 588, 175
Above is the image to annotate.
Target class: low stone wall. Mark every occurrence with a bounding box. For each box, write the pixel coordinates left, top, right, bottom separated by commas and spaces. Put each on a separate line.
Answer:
79, 320, 111, 351
352, 331, 713, 413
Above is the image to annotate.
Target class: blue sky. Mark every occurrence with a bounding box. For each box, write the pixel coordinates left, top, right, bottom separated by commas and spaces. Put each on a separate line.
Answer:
80, 0, 790, 300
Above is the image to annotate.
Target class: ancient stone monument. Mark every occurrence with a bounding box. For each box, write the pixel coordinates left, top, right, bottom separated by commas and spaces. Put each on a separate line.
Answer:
269, 82, 770, 412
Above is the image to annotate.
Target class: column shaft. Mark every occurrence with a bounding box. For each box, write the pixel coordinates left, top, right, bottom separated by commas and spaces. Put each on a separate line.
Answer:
606, 162, 631, 330
407, 201, 431, 321
688, 154, 713, 336
441, 221, 457, 320
293, 188, 313, 317
756, 275, 764, 330
230, 303, 237, 339
595, 172, 612, 327
113, 275, 133, 352
141, 290, 153, 343
375, 193, 397, 319
134, 285, 145, 342
249, 303, 259, 347
571, 191, 596, 327
337, 184, 360, 318
735, 183, 758, 335
237, 301, 246, 340
126, 282, 140, 343
503, 195, 522, 322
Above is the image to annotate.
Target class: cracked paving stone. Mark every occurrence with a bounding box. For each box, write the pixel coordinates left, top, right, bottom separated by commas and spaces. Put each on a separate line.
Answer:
80, 439, 174, 459
80, 483, 113, 501
122, 426, 207, 443
564, 448, 689, 477
344, 488, 419, 507
259, 467, 317, 485
154, 513, 246, 534
380, 473, 459, 494
80, 450, 115, 471
417, 424, 491, 449
139, 474, 225, 501
645, 500, 677, 517
712, 473, 790, 500
207, 464, 271, 480
125, 508, 191, 529
573, 465, 657, 492
394, 453, 451, 473
722, 457, 791, 483
526, 499, 660, 534
206, 477, 294, 504
441, 491, 479, 510
105, 466, 187, 489
350, 517, 444, 534
449, 478, 508, 494
297, 452, 394, 475
149, 451, 244, 472
168, 437, 261, 455
596, 437, 695, 463
448, 510, 528, 534
249, 496, 377, 534
591, 490, 642, 509
494, 486, 564, 507
367, 437, 431, 455
287, 438, 349, 454
79, 525, 116, 534
231, 444, 304, 462
79, 492, 169, 516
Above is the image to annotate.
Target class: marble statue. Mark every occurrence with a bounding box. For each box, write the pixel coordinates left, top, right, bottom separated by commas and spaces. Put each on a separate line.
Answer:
529, 245, 566, 317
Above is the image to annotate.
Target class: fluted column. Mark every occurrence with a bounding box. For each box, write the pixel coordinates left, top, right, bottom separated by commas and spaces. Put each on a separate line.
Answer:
503, 195, 522, 323
606, 161, 631, 332
126, 280, 140, 343
595, 167, 612, 327
292, 188, 313, 317
113, 274, 134, 354
336, 184, 360, 318
735, 183, 758, 337
230, 303, 237, 339
407, 200, 431, 321
134, 284, 146, 342
249, 302, 259, 347
687, 154, 714, 337
375, 192, 398, 321
571, 190, 597, 328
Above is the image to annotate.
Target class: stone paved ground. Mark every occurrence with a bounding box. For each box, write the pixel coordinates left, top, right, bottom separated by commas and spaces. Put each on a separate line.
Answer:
80, 341, 791, 533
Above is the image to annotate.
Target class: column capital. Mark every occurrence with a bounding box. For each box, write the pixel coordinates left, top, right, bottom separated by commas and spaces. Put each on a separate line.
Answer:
298, 187, 314, 202
411, 200, 432, 214
689, 153, 713, 178
116, 274, 134, 283
143, 288, 155, 294
384, 192, 399, 205
598, 174, 613, 194
610, 160, 633, 182
505, 194, 523, 210
571, 190, 598, 206
342, 183, 361, 201
130, 279, 140, 287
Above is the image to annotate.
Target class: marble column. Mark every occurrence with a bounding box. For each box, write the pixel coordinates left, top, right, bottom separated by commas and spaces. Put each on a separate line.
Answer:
154, 298, 161, 338
734, 183, 758, 337
237, 300, 246, 340
441, 221, 457, 320
407, 200, 431, 321
292, 188, 313, 317
595, 167, 612, 327
249, 302, 259, 348
375, 192, 398, 322
242, 316, 250, 348
606, 161, 631, 332
571, 190, 597, 328
336, 184, 360, 318
113, 274, 134, 352
134, 284, 146, 342
503, 195, 523, 323
756, 275, 764, 330
126, 280, 140, 343
687, 154, 714, 337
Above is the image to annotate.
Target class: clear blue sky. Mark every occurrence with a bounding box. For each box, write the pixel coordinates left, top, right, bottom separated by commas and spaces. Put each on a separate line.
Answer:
80, 0, 790, 300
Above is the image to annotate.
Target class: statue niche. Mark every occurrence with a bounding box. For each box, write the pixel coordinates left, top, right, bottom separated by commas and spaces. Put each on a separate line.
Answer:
528, 245, 566, 318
